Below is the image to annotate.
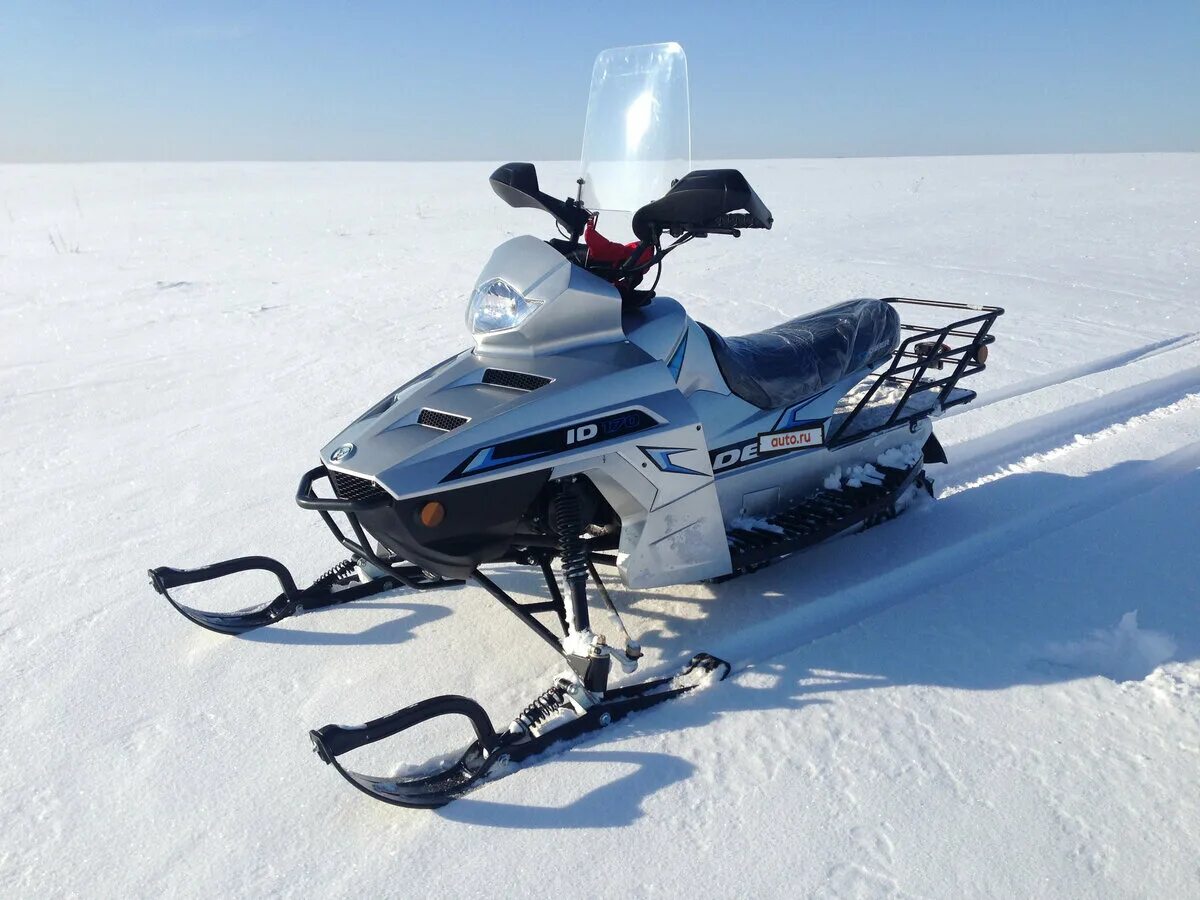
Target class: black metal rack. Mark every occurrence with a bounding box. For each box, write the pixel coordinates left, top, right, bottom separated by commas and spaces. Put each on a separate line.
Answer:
827, 297, 1003, 447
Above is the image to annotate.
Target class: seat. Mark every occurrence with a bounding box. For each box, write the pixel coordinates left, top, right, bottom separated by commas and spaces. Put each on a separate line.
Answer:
700, 299, 900, 409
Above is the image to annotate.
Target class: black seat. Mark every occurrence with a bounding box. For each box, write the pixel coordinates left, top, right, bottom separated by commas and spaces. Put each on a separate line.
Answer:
700, 299, 900, 409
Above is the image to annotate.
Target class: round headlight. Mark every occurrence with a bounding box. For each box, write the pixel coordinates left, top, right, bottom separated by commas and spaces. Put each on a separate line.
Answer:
467, 278, 544, 335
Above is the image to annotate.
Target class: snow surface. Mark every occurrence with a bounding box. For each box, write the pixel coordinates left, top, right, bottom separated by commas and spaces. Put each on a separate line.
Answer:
2, 154, 1199, 898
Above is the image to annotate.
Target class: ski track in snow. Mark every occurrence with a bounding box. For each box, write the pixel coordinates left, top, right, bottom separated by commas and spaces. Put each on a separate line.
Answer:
706, 396, 1200, 681
942, 331, 1200, 417
2, 155, 1199, 899
944, 388, 1200, 498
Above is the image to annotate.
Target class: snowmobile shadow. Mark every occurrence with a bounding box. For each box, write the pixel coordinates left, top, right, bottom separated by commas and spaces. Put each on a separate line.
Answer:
428, 677, 825, 828
399, 456, 1200, 828
482, 458, 1198, 826
239, 599, 454, 646
647, 455, 1200, 695
436, 750, 696, 829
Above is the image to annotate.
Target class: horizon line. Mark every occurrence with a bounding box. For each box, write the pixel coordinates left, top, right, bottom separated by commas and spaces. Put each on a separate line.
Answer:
3, 149, 1197, 166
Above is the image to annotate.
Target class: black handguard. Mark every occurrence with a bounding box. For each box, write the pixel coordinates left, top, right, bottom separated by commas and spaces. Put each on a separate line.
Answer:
707, 212, 760, 230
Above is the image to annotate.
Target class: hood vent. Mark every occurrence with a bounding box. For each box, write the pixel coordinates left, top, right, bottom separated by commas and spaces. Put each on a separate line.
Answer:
329, 470, 387, 503
417, 408, 469, 431
481, 368, 552, 392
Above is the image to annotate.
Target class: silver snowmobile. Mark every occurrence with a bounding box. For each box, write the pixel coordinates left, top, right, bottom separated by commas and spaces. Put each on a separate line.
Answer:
148, 43, 1002, 808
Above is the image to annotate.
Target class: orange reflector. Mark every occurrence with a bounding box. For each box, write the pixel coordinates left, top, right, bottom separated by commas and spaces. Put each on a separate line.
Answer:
975, 344, 989, 364
418, 501, 445, 528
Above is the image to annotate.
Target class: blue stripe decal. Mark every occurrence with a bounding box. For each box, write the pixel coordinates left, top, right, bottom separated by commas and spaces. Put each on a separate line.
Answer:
641, 446, 707, 477
462, 445, 544, 475
666, 331, 688, 382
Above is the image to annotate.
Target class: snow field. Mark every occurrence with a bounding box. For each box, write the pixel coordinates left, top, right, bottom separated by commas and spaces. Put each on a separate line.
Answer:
1, 154, 1197, 898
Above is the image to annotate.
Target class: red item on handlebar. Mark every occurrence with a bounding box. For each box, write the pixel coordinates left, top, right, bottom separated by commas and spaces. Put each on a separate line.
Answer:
584, 219, 653, 267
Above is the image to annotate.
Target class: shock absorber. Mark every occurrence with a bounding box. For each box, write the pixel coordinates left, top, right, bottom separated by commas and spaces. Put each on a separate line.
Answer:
550, 479, 612, 693
550, 479, 590, 635
515, 681, 569, 737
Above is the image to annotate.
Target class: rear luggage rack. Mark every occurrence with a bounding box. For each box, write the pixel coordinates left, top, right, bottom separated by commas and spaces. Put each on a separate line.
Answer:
827, 297, 1003, 447
481, 369, 553, 392
417, 408, 469, 431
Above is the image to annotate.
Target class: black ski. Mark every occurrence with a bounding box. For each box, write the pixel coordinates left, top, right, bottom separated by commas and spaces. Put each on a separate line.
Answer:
148, 556, 455, 635
309, 652, 730, 808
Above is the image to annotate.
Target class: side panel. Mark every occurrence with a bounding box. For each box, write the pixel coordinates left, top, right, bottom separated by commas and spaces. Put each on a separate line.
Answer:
623, 296, 688, 362
711, 417, 932, 522
675, 319, 730, 398
551, 422, 731, 588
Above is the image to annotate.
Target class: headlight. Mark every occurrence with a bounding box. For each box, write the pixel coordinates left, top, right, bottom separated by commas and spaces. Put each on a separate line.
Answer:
466, 278, 544, 334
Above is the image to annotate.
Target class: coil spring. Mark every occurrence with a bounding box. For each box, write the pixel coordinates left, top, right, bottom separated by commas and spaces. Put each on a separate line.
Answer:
517, 682, 569, 733
552, 481, 587, 585
311, 558, 358, 590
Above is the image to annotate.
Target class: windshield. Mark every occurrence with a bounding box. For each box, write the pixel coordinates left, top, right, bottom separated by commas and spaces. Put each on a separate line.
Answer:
579, 42, 691, 213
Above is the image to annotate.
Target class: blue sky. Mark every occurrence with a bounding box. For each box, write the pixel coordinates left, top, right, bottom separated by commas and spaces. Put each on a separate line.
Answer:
2, 0, 1197, 162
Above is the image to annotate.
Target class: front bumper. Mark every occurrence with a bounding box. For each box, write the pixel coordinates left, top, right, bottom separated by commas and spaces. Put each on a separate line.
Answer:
300, 464, 550, 580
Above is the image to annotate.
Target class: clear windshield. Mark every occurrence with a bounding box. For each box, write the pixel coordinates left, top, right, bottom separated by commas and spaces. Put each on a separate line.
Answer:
579, 42, 691, 213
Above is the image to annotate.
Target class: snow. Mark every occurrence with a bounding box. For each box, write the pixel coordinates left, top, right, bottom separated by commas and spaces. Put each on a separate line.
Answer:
877, 442, 925, 472
730, 515, 788, 534
3, 154, 1199, 897
845, 464, 885, 489
1041, 611, 1178, 683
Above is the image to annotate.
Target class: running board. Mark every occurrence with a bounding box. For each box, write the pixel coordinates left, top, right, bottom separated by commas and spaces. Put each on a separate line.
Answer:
722, 460, 928, 578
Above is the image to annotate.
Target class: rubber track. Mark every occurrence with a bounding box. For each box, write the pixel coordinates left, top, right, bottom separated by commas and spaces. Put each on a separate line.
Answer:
720, 461, 924, 579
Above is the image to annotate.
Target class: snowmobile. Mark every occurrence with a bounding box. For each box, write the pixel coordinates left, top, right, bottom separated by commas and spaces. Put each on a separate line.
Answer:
148, 43, 1002, 808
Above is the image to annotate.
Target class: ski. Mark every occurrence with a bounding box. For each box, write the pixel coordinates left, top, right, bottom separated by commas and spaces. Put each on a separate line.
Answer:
309, 652, 730, 808
148, 556, 456, 635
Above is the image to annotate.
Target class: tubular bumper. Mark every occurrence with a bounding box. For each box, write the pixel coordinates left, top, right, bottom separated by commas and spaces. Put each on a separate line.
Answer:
295, 464, 452, 584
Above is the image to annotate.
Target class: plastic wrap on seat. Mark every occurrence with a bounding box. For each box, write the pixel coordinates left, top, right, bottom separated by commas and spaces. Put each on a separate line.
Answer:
701, 299, 900, 409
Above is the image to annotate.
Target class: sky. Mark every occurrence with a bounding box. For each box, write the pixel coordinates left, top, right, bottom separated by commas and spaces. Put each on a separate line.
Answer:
1, 0, 1198, 162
